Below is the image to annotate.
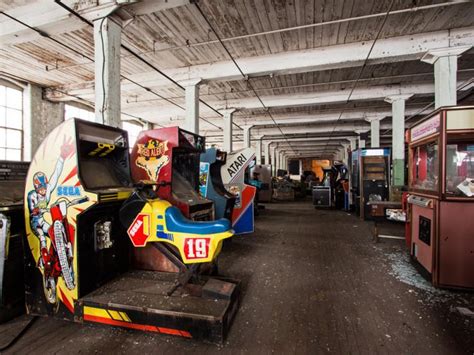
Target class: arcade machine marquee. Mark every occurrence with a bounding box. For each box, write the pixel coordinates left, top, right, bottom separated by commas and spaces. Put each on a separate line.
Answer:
131, 127, 214, 221
23, 119, 240, 343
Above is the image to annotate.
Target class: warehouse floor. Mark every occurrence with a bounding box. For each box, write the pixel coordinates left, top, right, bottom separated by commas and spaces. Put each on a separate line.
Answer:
1, 199, 473, 354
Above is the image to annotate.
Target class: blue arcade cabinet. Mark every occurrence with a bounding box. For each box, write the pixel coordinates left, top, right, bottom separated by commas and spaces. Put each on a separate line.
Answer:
200, 148, 236, 220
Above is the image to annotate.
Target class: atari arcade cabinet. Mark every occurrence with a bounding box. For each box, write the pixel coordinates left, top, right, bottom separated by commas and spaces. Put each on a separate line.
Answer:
221, 148, 257, 235
407, 106, 474, 289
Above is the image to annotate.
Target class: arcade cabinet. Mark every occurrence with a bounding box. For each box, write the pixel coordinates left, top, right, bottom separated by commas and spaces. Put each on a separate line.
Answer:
199, 148, 236, 220
351, 148, 391, 219
23, 119, 240, 343
312, 167, 334, 208
221, 148, 257, 235
0, 161, 29, 322
131, 127, 213, 221
249, 164, 272, 202
406, 106, 474, 289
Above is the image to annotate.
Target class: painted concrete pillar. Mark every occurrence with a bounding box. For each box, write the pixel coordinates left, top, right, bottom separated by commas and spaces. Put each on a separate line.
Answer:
242, 125, 253, 148
94, 17, 121, 127
182, 78, 201, 134
221, 109, 236, 153
255, 136, 262, 164
264, 140, 271, 165
349, 137, 357, 152
342, 143, 349, 166
24, 84, 65, 158
355, 130, 367, 149
366, 117, 382, 148
272, 144, 278, 175
385, 94, 412, 186
421, 46, 471, 109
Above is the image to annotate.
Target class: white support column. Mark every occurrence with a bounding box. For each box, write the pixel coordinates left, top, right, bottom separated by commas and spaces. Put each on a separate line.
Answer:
366, 117, 382, 148
421, 46, 471, 108
342, 143, 349, 166
349, 137, 357, 152
94, 17, 121, 127
385, 94, 413, 186
182, 78, 201, 134
242, 125, 253, 148
255, 136, 263, 164
264, 140, 271, 165
221, 109, 236, 153
272, 145, 278, 175
355, 130, 367, 149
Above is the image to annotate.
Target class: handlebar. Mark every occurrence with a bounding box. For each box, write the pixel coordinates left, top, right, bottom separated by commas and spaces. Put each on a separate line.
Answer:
67, 196, 89, 207
133, 181, 171, 190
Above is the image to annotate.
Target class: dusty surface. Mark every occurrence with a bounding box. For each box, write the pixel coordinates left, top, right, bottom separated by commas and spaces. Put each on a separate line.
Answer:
2, 199, 473, 354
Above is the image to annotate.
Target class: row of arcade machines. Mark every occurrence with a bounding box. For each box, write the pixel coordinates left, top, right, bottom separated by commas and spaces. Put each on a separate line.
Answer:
18, 119, 259, 343
348, 106, 474, 290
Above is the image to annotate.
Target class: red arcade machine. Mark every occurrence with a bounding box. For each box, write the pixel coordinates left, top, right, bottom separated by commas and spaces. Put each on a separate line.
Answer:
131, 127, 213, 221
406, 106, 474, 289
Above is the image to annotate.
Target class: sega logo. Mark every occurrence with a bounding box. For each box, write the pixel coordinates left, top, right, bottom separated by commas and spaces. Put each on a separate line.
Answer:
58, 186, 81, 196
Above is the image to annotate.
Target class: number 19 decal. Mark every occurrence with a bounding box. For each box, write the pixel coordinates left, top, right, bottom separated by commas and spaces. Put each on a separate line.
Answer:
184, 238, 210, 259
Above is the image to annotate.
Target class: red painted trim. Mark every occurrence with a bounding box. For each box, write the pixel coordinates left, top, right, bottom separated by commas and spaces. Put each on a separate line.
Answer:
59, 288, 74, 314
83, 315, 192, 338
61, 166, 78, 184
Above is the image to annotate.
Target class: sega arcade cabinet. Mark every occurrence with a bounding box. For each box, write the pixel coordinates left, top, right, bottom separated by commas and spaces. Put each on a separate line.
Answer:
221, 148, 257, 235
406, 106, 474, 289
199, 148, 236, 220
129, 127, 217, 273
23, 119, 240, 343
131, 127, 213, 221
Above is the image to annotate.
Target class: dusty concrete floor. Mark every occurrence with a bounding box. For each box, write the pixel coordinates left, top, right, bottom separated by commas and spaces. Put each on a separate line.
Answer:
1, 199, 473, 354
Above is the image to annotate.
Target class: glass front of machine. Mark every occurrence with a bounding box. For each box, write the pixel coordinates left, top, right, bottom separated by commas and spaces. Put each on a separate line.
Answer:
411, 140, 439, 193
445, 135, 474, 197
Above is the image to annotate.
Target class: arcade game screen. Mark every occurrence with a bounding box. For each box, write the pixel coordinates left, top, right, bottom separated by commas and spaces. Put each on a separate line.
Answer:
446, 135, 474, 197
172, 150, 201, 201
77, 122, 131, 190
412, 141, 439, 192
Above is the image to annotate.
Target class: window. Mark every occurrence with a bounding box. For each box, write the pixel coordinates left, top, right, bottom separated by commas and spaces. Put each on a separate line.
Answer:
411, 141, 439, 192
122, 121, 143, 147
65, 104, 95, 122
0, 84, 23, 161
446, 135, 474, 197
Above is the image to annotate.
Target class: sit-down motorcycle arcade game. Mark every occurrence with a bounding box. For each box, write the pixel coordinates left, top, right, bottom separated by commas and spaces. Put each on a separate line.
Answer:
221, 148, 257, 235
199, 148, 236, 220
24, 119, 240, 343
131, 127, 213, 221
406, 106, 474, 289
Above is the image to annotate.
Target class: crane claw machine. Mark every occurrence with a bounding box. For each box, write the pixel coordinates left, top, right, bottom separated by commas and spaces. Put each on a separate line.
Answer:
407, 106, 474, 289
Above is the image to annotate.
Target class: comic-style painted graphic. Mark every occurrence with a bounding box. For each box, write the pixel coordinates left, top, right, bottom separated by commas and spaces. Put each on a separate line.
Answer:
24, 119, 96, 311
135, 139, 170, 181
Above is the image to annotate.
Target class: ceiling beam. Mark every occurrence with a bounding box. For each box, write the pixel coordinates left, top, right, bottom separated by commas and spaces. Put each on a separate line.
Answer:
0, 0, 190, 45
45, 26, 474, 102
118, 81, 467, 122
